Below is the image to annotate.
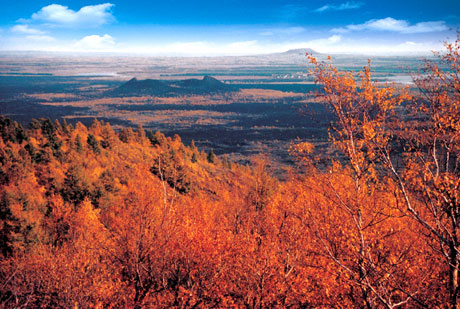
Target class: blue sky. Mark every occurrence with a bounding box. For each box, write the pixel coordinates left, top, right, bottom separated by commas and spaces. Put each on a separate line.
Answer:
0, 0, 458, 55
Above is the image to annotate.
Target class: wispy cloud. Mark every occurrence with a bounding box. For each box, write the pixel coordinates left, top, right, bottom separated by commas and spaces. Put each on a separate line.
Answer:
333, 17, 448, 33
135, 40, 262, 56
11, 24, 46, 35
322, 40, 445, 55
22, 3, 115, 27
314, 2, 363, 13
26, 35, 56, 42
309, 34, 342, 45
0, 32, 445, 56
115, 35, 344, 56
11, 24, 56, 42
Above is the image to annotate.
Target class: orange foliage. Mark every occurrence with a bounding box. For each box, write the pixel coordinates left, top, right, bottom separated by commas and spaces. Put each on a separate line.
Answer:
0, 38, 459, 307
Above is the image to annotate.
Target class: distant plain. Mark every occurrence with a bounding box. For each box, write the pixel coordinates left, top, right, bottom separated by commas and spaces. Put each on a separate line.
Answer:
0, 49, 429, 167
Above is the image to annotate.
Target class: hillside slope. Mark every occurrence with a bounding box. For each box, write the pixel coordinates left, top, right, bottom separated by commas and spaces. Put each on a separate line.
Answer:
0, 116, 440, 307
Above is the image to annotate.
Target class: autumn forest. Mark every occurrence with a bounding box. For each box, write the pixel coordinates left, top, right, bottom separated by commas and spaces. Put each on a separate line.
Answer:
1, 38, 460, 308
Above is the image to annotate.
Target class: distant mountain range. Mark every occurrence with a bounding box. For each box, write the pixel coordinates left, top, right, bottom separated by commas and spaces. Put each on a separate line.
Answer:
111, 76, 237, 97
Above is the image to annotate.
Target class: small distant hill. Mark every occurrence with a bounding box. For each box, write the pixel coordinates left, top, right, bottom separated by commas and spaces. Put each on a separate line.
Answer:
252, 48, 319, 64
279, 48, 318, 56
112, 76, 237, 97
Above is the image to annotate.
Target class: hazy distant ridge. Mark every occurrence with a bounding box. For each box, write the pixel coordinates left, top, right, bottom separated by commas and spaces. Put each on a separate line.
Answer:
277, 48, 318, 56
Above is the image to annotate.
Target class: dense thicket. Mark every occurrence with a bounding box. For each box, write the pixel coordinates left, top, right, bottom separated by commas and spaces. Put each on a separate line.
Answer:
0, 116, 441, 308
0, 39, 459, 307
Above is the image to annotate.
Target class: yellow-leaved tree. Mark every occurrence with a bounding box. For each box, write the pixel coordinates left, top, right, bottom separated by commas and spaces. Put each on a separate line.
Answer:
307, 36, 460, 307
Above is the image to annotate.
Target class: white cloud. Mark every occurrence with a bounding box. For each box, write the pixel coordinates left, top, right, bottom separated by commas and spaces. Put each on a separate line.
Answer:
227, 40, 258, 49
26, 35, 56, 42
27, 3, 114, 27
115, 35, 345, 56
74, 34, 115, 50
320, 34, 341, 44
0, 35, 444, 56
333, 17, 448, 33
324, 40, 444, 55
314, 2, 363, 12
11, 24, 46, 35
10, 24, 56, 42
141, 40, 261, 56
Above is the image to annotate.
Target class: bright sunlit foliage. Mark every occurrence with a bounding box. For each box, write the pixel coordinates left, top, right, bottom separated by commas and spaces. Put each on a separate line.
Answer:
1, 37, 459, 307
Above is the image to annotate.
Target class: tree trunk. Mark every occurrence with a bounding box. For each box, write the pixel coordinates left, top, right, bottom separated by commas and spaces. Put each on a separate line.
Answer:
450, 241, 459, 309
449, 241, 459, 309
